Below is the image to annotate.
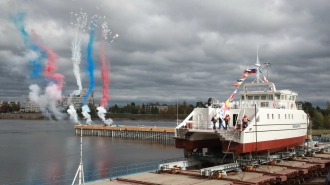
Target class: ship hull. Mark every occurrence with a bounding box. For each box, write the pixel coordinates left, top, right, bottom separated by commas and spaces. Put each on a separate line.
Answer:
175, 138, 222, 149
222, 135, 306, 154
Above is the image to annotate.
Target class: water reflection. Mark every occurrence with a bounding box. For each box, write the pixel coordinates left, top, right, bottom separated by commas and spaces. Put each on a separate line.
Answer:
0, 119, 182, 184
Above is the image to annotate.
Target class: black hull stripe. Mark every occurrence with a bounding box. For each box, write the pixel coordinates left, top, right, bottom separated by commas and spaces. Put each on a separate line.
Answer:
245, 128, 307, 133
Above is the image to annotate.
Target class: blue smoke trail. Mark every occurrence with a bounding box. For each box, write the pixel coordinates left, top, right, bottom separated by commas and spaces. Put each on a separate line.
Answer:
10, 13, 45, 78
83, 22, 96, 105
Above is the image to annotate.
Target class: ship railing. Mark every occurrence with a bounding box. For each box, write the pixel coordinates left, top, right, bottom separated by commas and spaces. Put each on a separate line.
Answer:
3, 157, 187, 185
185, 120, 212, 130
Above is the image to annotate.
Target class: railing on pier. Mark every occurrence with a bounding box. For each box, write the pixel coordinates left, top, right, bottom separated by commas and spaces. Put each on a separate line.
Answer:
3, 157, 186, 185
75, 125, 175, 145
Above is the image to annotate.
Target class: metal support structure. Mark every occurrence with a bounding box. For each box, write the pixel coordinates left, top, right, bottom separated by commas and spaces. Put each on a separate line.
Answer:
264, 62, 271, 79
72, 128, 85, 185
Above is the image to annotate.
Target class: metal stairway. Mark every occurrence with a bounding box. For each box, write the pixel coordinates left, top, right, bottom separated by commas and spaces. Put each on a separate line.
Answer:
216, 130, 241, 143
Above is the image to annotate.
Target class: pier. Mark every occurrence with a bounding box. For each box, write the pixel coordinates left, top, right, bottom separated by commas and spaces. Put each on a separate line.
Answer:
74, 125, 175, 145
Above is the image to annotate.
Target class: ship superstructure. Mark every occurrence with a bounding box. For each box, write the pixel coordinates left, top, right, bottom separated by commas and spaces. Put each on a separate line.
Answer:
174, 55, 308, 158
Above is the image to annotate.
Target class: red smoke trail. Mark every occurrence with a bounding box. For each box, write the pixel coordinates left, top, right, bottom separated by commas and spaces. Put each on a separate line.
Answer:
31, 30, 65, 89
99, 39, 111, 107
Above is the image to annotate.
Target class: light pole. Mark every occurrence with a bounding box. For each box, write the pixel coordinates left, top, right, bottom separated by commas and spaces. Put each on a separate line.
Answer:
264, 63, 271, 79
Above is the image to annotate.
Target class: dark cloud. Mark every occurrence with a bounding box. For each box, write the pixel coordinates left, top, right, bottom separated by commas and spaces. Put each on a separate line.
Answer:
0, 0, 329, 109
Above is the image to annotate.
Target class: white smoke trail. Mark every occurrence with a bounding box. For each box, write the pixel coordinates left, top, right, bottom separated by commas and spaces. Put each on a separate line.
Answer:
97, 106, 113, 126
82, 104, 93, 125
29, 84, 64, 120
67, 11, 88, 123
67, 104, 80, 124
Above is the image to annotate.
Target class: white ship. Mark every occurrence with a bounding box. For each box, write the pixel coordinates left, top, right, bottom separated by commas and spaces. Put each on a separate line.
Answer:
174, 57, 308, 156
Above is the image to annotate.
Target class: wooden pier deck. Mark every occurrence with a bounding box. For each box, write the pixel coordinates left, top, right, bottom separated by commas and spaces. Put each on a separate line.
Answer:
74, 125, 175, 144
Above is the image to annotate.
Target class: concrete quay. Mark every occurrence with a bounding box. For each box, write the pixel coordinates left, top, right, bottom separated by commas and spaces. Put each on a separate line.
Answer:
83, 153, 330, 185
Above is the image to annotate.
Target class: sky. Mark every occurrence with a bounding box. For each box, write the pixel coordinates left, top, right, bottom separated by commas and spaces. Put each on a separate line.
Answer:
0, 0, 329, 109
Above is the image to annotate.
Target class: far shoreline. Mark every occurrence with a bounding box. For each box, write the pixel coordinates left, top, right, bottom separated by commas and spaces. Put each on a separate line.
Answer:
0, 112, 189, 121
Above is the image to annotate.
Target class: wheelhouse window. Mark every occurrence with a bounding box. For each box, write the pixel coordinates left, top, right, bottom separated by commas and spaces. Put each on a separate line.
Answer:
261, 95, 266, 100
254, 96, 260, 100
241, 96, 245, 100
261, 102, 269, 107
276, 95, 280, 100
247, 96, 253, 100
269, 94, 274, 100
281, 95, 284, 100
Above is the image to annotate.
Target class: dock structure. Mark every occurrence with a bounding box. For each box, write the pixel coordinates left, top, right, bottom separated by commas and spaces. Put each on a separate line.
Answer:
74, 125, 175, 144
82, 142, 330, 185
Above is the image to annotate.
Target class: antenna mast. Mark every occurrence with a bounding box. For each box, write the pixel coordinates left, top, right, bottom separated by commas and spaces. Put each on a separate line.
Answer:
72, 127, 85, 185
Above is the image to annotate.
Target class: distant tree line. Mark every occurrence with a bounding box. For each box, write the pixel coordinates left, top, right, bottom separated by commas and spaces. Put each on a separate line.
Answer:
0, 102, 20, 113
301, 101, 330, 129
107, 101, 205, 115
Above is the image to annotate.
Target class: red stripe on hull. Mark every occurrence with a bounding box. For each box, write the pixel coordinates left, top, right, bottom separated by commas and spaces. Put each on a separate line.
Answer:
222, 136, 306, 154
175, 138, 222, 149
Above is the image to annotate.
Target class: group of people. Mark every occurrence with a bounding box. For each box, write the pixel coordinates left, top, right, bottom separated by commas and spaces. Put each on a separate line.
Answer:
212, 114, 250, 130
212, 114, 230, 130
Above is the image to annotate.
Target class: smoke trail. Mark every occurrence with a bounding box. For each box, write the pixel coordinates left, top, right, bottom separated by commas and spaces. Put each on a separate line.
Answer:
67, 11, 87, 124
67, 105, 80, 124
81, 20, 97, 124
97, 106, 113, 126
30, 31, 65, 120
82, 105, 93, 125
83, 21, 96, 105
10, 13, 45, 78
97, 22, 118, 126
70, 10, 87, 96
99, 36, 110, 107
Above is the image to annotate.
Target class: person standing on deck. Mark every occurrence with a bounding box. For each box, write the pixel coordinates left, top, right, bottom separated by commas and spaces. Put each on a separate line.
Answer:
211, 116, 217, 130
242, 115, 250, 128
224, 115, 230, 130
218, 117, 225, 129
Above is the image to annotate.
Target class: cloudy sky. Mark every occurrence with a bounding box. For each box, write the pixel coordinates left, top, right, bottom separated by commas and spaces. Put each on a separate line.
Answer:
0, 0, 329, 108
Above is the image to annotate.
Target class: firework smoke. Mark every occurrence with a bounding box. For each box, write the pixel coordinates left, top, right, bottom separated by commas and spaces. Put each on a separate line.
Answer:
67, 10, 87, 123
82, 19, 97, 124
11, 13, 45, 78
97, 22, 118, 125
82, 104, 93, 125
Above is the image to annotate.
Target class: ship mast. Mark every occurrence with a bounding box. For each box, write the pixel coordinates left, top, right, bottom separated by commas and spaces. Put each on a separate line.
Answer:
252, 43, 264, 83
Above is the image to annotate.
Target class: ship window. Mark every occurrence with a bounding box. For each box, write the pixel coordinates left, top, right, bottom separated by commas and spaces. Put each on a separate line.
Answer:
281, 95, 284, 100
241, 96, 245, 100
276, 95, 280, 100
278, 114, 280, 119
292, 96, 295, 101
288, 95, 291, 100
267, 114, 269, 119
254, 96, 259, 100
247, 96, 253, 100
261, 102, 269, 107
285, 95, 287, 100
292, 114, 293, 119
261, 96, 266, 100
269, 94, 274, 100
272, 114, 274, 119
285, 114, 287, 119
288, 114, 290, 119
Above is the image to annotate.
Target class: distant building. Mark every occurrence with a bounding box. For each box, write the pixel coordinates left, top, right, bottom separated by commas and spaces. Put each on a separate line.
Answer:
25, 96, 41, 112
62, 88, 94, 109
24, 88, 94, 112
144, 103, 168, 113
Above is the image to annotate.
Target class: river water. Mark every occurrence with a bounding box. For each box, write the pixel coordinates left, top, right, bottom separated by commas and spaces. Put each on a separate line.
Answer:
0, 119, 182, 184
